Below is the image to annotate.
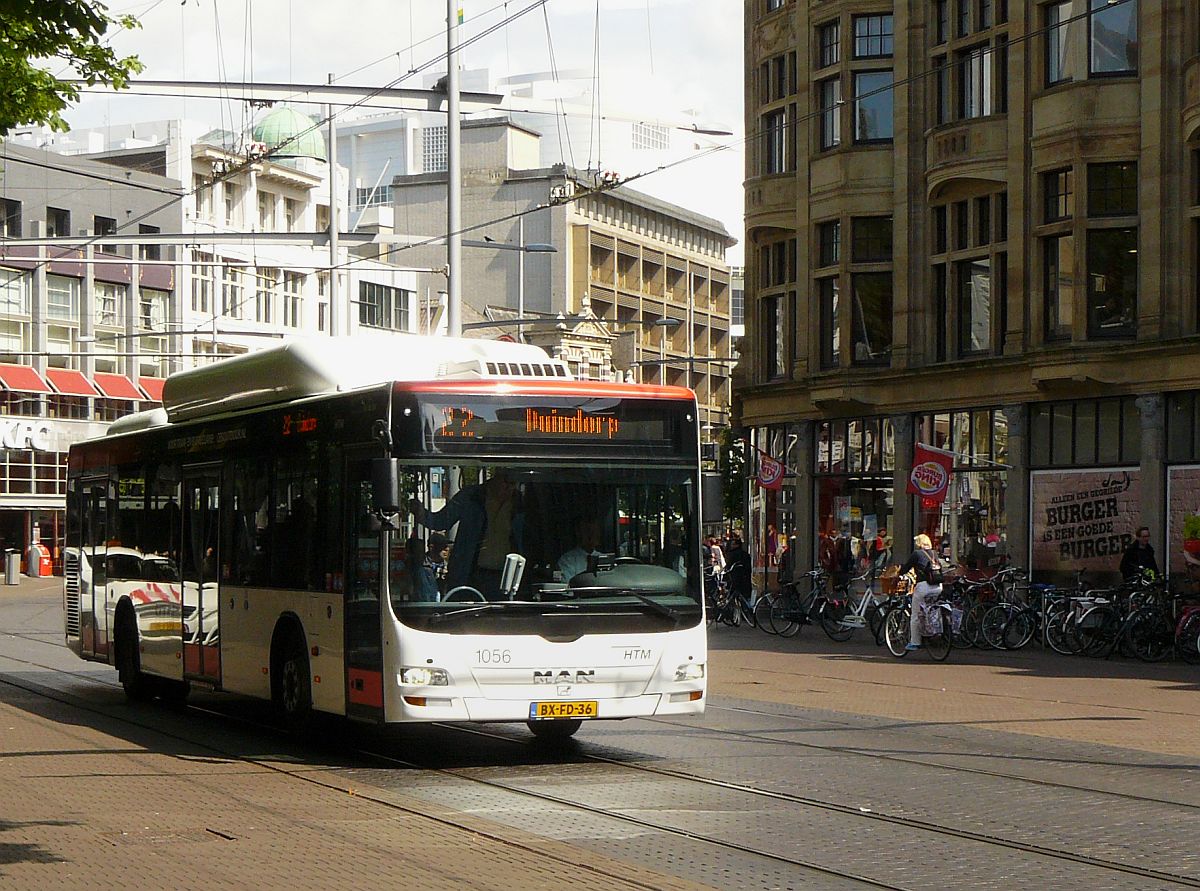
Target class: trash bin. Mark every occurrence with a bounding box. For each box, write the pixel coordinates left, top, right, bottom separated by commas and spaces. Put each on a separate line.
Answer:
4, 550, 18, 585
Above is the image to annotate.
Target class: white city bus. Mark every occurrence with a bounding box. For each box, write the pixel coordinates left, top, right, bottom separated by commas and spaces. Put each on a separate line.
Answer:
64, 338, 706, 739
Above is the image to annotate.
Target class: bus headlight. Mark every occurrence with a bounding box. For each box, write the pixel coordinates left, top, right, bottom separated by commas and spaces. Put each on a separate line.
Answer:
674, 662, 705, 682
400, 667, 449, 686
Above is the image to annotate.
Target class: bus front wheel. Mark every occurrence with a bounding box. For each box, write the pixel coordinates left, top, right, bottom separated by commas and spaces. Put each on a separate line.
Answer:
273, 631, 313, 731
115, 610, 154, 702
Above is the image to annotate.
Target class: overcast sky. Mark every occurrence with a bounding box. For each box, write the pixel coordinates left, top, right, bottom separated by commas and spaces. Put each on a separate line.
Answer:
70, 0, 745, 262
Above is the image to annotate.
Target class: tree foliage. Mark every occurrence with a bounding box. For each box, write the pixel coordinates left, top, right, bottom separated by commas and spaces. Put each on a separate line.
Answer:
718, 426, 746, 525
0, 0, 143, 134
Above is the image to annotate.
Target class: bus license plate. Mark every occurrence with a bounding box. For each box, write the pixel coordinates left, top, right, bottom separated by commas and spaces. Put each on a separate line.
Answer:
529, 701, 598, 720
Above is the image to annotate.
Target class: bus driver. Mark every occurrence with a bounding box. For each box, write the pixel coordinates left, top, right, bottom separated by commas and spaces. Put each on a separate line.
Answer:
409, 469, 524, 597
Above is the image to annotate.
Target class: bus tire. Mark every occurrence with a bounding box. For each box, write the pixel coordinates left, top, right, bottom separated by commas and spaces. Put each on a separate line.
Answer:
114, 607, 154, 702
273, 626, 313, 732
527, 719, 582, 742
157, 678, 191, 707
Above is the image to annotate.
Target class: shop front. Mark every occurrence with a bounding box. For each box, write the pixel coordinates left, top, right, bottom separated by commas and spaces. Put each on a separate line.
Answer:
1027, 396, 1142, 584
750, 424, 799, 589
914, 408, 1010, 573
814, 416, 896, 582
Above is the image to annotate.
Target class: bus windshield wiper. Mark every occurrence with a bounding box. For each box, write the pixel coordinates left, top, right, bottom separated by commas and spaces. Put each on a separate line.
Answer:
628, 592, 683, 621
565, 586, 685, 621
428, 601, 580, 625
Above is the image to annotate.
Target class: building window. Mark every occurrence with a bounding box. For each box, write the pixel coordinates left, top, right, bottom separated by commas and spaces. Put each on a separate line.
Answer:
93, 215, 117, 253
1087, 162, 1137, 217
193, 174, 212, 220
852, 217, 893, 263
934, 55, 950, 125
46, 207, 70, 238
819, 278, 840, 369
423, 125, 448, 173
46, 274, 79, 321
631, 122, 670, 150
94, 281, 124, 327
818, 77, 841, 149
957, 257, 992, 355
818, 21, 840, 68
852, 14, 893, 59
1043, 168, 1074, 222
257, 190, 276, 231
139, 287, 169, 330
935, 0, 949, 44
282, 272, 303, 328
223, 181, 241, 225
763, 295, 785, 379
954, 200, 970, 250
851, 273, 892, 366
1044, 234, 1075, 341
0, 269, 29, 315
359, 280, 411, 331
817, 220, 840, 267
138, 224, 161, 262
222, 264, 245, 319
975, 196, 991, 247
1087, 227, 1137, 337
853, 71, 893, 142
957, 45, 992, 118
1045, 2, 1074, 85
1090, 0, 1137, 76
996, 191, 1008, 241
980, 0, 993, 28
284, 197, 301, 230
763, 108, 788, 174
254, 268, 278, 324
191, 252, 214, 313
932, 205, 948, 254
933, 263, 948, 362
995, 35, 1009, 112
0, 199, 20, 238
956, 0, 970, 37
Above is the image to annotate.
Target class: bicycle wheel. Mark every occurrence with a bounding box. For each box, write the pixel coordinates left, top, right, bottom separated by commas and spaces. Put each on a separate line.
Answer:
884, 606, 910, 657
925, 610, 952, 662
819, 599, 855, 642
1003, 610, 1036, 651
1127, 609, 1172, 662
724, 598, 741, 627
770, 594, 802, 638
980, 604, 1012, 650
1177, 612, 1200, 664
866, 601, 885, 644
962, 600, 992, 649
1077, 605, 1119, 657
1044, 602, 1077, 655
754, 593, 778, 633
739, 596, 758, 629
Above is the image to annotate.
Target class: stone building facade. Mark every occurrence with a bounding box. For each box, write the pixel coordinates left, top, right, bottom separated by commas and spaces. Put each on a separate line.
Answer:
740, 1, 1200, 582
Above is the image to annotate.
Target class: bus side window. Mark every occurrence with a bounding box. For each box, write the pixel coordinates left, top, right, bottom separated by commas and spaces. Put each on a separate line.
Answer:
229, 457, 270, 586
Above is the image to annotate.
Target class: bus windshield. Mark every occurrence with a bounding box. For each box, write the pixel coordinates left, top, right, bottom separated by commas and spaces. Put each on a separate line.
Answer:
369, 462, 700, 626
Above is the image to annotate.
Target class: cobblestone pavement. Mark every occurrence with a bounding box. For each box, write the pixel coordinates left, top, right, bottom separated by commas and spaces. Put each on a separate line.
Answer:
2, 578, 1199, 890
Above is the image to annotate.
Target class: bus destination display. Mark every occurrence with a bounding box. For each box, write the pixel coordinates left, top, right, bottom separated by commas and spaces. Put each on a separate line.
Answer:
419, 397, 682, 452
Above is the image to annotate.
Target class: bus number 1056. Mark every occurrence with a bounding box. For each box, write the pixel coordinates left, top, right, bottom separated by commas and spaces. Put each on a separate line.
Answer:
475, 649, 512, 664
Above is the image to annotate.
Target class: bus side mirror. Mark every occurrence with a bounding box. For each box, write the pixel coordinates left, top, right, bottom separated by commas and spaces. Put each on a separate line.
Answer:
370, 459, 403, 514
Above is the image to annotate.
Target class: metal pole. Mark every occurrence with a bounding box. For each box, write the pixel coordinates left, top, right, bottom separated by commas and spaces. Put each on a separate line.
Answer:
517, 215, 525, 322
686, 266, 693, 394
327, 73, 340, 337
446, 0, 462, 338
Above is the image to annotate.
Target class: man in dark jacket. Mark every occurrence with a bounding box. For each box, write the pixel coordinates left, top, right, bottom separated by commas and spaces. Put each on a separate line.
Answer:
1119, 526, 1159, 580
725, 536, 752, 600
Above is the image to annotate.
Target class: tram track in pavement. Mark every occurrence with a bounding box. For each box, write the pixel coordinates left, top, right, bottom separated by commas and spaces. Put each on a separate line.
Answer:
5, 634, 1200, 889
433, 721, 1200, 889
0, 649, 897, 891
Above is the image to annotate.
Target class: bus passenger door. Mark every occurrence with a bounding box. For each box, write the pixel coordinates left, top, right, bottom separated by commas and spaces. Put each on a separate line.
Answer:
180, 467, 221, 683
344, 459, 384, 722
80, 479, 109, 659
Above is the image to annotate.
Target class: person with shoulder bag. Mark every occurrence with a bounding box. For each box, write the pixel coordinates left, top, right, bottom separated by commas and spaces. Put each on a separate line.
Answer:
897, 532, 944, 651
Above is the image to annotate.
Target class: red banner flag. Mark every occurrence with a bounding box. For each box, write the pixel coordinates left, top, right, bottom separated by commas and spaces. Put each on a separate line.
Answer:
907, 443, 953, 503
756, 449, 785, 490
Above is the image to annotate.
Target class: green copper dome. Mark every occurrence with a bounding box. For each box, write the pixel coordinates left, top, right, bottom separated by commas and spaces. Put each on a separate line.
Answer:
251, 106, 326, 161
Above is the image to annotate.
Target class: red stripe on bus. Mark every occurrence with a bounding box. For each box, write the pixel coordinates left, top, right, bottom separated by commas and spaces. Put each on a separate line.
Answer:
347, 668, 384, 708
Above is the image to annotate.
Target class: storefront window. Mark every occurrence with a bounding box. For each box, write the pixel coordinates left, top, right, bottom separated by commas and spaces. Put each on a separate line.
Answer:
815, 415, 895, 580
1030, 396, 1140, 468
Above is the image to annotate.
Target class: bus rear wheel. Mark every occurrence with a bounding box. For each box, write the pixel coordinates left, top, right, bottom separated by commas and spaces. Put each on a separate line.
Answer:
527, 719, 582, 741
115, 612, 154, 702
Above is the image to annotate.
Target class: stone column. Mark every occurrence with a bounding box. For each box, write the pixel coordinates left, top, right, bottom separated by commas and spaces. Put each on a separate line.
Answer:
792, 421, 815, 573
1136, 394, 1166, 555
891, 414, 914, 557
1002, 404, 1029, 568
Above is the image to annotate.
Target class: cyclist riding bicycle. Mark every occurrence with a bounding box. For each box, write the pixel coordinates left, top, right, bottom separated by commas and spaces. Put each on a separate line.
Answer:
898, 532, 945, 651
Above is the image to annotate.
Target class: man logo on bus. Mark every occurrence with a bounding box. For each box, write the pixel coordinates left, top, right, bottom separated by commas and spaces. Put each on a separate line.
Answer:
534, 669, 595, 684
